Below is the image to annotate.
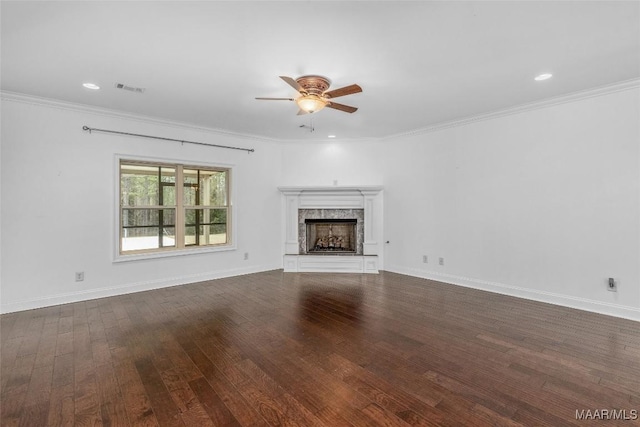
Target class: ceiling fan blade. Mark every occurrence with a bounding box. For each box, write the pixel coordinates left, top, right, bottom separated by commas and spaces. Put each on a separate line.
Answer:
323, 84, 362, 99
296, 109, 309, 115
326, 102, 358, 113
255, 97, 295, 101
279, 76, 304, 93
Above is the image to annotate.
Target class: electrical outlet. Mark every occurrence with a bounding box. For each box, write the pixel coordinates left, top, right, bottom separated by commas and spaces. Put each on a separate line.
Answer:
439, 257, 444, 266
422, 255, 428, 264
75, 272, 84, 282
607, 277, 617, 292
244, 252, 249, 260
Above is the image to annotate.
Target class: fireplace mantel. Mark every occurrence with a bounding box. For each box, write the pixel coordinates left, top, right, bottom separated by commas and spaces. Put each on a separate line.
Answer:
278, 186, 383, 273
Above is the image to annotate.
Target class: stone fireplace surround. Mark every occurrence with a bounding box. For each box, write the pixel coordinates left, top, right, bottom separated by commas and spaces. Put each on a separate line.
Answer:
279, 186, 383, 273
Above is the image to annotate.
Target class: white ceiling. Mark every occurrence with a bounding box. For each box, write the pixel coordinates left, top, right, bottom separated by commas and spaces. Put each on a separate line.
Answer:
2, 1, 639, 141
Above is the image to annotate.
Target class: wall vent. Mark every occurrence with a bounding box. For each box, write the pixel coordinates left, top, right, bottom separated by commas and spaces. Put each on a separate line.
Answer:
114, 83, 145, 93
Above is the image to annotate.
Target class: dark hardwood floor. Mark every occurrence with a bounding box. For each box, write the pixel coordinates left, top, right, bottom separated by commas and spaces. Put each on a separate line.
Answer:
1, 270, 639, 426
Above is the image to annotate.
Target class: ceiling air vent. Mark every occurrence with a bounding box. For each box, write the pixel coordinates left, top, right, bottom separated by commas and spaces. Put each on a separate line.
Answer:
114, 83, 145, 93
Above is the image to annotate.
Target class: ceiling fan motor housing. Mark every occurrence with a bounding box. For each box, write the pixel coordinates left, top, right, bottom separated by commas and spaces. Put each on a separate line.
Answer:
296, 75, 331, 96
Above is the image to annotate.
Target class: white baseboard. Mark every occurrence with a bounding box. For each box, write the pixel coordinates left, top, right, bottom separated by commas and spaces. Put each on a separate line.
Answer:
5, 265, 638, 322
0, 264, 280, 314
385, 265, 640, 322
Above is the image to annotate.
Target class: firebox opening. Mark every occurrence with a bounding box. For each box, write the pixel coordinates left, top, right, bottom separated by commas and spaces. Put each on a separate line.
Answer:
305, 218, 357, 254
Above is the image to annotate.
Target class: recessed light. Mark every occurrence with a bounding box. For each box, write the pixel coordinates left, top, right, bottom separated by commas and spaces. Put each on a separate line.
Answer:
328, 135, 336, 138
534, 73, 553, 81
82, 83, 100, 90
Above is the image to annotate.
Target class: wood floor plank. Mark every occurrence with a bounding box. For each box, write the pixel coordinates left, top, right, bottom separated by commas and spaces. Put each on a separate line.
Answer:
23, 364, 53, 407
17, 402, 50, 427
95, 362, 130, 427
188, 376, 240, 427
0, 337, 23, 393
160, 368, 215, 427
73, 363, 101, 426
0, 384, 28, 424
110, 347, 160, 427
2, 270, 639, 426
55, 331, 74, 357
47, 382, 75, 427
134, 358, 185, 427
33, 320, 59, 368
16, 316, 44, 357
179, 338, 270, 427
1, 353, 36, 422
228, 358, 325, 427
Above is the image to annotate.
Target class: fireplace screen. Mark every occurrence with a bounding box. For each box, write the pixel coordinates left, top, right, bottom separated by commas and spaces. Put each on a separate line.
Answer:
305, 219, 357, 253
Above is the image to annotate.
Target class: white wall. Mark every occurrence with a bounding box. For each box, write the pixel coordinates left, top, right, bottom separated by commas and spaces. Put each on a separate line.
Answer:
3, 86, 639, 321
278, 139, 386, 188
0, 96, 283, 313
380, 87, 640, 320
278, 139, 388, 269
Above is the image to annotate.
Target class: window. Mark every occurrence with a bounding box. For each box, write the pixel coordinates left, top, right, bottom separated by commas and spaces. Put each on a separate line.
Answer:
118, 159, 231, 257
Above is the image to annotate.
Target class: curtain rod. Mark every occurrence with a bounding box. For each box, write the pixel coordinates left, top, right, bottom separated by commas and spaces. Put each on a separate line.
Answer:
82, 126, 255, 153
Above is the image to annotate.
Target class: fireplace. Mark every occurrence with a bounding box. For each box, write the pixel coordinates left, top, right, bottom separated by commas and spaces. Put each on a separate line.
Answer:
298, 208, 364, 255
279, 186, 383, 273
305, 219, 357, 254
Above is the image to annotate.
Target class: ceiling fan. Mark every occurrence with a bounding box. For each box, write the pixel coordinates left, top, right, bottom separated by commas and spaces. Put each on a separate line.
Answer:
256, 75, 362, 115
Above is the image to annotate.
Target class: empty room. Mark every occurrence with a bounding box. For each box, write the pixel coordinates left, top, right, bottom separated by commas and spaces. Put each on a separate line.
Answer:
1, 1, 639, 426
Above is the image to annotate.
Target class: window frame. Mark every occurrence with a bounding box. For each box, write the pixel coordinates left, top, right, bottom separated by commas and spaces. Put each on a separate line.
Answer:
114, 154, 236, 262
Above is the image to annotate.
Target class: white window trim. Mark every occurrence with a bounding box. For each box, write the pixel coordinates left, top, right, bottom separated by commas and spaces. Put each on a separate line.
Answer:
113, 154, 237, 263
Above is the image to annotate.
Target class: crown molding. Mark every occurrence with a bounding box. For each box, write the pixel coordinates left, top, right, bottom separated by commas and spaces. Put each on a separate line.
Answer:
277, 136, 381, 145
3, 78, 638, 143
382, 78, 640, 140
0, 91, 279, 143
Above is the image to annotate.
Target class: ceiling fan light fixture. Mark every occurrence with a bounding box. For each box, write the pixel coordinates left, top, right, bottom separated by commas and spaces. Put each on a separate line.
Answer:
296, 94, 327, 113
